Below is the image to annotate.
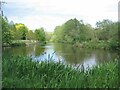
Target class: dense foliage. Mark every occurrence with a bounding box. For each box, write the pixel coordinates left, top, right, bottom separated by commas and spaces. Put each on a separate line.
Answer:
14, 23, 28, 40
2, 16, 46, 46
51, 19, 93, 43
52, 18, 119, 50
34, 28, 46, 43
2, 56, 118, 88
2, 17, 12, 45
2, 16, 119, 49
45, 32, 53, 42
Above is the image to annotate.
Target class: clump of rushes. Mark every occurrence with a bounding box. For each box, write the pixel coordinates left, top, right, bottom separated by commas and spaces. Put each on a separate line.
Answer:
2, 55, 118, 88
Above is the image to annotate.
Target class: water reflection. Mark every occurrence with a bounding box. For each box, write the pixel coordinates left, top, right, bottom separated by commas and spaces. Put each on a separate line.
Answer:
53, 43, 117, 65
2, 44, 45, 57
2, 43, 117, 68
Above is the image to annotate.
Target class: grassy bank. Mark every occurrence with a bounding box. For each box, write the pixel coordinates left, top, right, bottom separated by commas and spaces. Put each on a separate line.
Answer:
2, 40, 46, 47
74, 40, 119, 50
2, 40, 27, 47
2, 55, 118, 88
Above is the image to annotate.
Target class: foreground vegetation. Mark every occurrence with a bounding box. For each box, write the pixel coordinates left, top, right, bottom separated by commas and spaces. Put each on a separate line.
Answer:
3, 55, 118, 88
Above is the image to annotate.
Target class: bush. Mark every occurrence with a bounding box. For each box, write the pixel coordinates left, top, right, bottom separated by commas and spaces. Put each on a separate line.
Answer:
10, 42, 26, 46
108, 40, 119, 50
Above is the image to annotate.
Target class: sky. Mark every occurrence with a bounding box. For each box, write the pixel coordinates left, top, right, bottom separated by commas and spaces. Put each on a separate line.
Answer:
2, 0, 119, 32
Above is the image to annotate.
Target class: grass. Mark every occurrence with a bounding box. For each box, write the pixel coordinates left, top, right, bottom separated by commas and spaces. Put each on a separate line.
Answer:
74, 41, 110, 50
10, 42, 26, 46
2, 55, 118, 88
74, 40, 120, 50
2, 40, 26, 47
10, 40, 46, 46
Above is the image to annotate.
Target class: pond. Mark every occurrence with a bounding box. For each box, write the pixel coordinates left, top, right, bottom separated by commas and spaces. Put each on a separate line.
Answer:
2, 43, 117, 69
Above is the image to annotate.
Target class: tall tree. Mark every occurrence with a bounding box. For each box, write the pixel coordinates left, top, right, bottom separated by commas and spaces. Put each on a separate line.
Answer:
35, 28, 46, 42
26, 30, 35, 40
9, 21, 17, 40
95, 19, 113, 40
52, 18, 94, 43
15, 23, 28, 40
2, 16, 12, 44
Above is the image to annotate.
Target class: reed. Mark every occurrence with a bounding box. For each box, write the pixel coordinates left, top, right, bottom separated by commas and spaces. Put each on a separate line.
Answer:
2, 55, 118, 88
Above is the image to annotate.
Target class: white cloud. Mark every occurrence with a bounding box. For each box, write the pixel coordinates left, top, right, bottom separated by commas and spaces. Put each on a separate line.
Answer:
4, 0, 119, 31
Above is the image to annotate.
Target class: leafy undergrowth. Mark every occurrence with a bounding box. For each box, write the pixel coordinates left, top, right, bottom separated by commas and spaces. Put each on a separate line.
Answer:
2, 56, 118, 88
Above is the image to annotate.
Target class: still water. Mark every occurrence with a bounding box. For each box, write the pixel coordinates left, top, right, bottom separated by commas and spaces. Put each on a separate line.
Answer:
3, 43, 117, 68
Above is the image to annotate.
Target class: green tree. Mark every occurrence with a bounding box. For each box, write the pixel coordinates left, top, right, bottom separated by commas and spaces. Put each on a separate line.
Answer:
52, 18, 94, 44
9, 21, 17, 40
15, 23, 28, 40
95, 19, 113, 40
26, 30, 35, 40
45, 32, 53, 42
35, 28, 46, 42
52, 26, 64, 42
2, 16, 12, 45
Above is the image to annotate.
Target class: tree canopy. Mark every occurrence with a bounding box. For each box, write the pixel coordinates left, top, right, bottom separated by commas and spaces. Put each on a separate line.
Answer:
51, 18, 119, 50
2, 16, 46, 45
34, 28, 46, 42
2, 16, 119, 50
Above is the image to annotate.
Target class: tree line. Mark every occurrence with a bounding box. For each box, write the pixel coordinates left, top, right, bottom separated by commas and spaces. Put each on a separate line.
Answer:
51, 18, 119, 50
2, 16, 46, 45
2, 16, 119, 50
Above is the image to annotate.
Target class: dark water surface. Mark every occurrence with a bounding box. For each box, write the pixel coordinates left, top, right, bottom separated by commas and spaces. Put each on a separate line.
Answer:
3, 43, 117, 68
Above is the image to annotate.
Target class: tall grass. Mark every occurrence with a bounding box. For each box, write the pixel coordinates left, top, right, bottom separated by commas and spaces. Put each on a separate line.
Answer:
2, 55, 118, 88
